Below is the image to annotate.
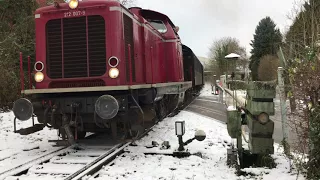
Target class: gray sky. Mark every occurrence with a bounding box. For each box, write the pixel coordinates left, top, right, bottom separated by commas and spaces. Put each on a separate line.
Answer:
135, 0, 299, 58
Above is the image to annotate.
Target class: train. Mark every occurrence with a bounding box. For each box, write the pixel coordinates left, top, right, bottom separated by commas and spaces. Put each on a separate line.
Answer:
13, 0, 204, 144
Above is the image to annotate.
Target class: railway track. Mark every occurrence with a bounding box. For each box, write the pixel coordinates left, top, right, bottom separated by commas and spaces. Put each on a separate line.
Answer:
0, 123, 157, 180
0, 146, 70, 179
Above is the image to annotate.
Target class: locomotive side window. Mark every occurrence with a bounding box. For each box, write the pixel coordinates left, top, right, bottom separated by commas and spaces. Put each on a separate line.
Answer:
148, 20, 167, 33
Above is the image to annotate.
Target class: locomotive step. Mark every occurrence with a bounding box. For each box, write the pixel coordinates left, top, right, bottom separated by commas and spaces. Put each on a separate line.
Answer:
15, 124, 45, 135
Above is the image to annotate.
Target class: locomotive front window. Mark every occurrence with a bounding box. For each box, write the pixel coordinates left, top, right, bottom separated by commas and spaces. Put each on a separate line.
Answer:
149, 20, 167, 33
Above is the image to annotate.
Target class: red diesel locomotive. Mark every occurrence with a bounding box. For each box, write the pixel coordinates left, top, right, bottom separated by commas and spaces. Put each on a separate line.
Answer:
13, 0, 203, 143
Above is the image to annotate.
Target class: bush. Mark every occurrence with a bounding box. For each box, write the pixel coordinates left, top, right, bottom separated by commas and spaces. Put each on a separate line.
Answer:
286, 46, 320, 178
226, 80, 247, 90
258, 55, 280, 81
308, 106, 320, 179
0, 0, 38, 111
0, 63, 21, 111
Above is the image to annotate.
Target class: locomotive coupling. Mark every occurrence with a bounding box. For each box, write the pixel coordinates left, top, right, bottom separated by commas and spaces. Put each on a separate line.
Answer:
95, 95, 119, 120
13, 98, 34, 121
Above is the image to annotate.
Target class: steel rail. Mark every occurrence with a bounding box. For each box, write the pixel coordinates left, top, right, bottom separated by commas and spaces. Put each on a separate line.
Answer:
66, 143, 128, 180
67, 119, 160, 180
0, 146, 70, 180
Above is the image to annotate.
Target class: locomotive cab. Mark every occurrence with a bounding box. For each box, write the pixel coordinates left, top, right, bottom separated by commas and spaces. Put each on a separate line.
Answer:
140, 9, 180, 39
148, 19, 167, 33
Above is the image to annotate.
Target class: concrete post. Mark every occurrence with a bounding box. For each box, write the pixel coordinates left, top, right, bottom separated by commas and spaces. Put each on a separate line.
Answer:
235, 89, 237, 107
277, 67, 289, 148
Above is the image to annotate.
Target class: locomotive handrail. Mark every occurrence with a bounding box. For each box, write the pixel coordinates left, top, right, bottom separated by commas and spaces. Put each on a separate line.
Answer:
19, 52, 33, 93
28, 56, 32, 90
128, 44, 133, 85
19, 52, 24, 92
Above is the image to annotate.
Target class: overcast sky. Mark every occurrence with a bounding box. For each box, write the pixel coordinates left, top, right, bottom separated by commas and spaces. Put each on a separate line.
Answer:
135, 0, 300, 58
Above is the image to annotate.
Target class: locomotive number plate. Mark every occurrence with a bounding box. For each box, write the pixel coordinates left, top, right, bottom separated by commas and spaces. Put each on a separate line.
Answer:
64, 11, 86, 18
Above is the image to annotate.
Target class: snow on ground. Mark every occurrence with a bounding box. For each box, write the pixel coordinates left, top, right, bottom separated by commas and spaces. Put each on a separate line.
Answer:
93, 84, 305, 180
94, 111, 303, 180
0, 112, 59, 174
0, 84, 305, 179
199, 83, 214, 97
236, 90, 247, 99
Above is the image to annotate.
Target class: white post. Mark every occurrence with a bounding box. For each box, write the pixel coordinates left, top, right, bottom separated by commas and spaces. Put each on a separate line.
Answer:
278, 67, 289, 145
234, 90, 238, 107
233, 88, 235, 107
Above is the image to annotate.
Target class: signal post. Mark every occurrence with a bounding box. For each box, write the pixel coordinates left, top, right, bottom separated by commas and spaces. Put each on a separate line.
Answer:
226, 81, 276, 168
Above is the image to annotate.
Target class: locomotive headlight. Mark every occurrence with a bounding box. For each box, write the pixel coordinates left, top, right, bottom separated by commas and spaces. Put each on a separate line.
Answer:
109, 68, 119, 79
34, 72, 44, 82
68, 0, 78, 9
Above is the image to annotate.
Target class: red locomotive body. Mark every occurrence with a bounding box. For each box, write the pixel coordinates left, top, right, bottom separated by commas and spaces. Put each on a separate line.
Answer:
13, 0, 203, 143
33, 1, 183, 90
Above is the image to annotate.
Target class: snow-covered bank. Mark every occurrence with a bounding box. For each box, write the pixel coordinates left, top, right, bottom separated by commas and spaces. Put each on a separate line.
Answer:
0, 112, 59, 173
94, 109, 304, 180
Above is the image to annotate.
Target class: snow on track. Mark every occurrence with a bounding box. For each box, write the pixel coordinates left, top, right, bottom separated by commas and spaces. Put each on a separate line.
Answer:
0, 112, 60, 175
0, 112, 125, 180
2, 144, 123, 180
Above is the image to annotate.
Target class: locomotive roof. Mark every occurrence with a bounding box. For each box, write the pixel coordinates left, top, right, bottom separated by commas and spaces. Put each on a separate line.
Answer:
35, 0, 121, 14
36, 1, 177, 29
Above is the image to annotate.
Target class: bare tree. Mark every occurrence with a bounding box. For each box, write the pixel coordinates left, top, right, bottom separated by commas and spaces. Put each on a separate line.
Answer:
208, 37, 247, 79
